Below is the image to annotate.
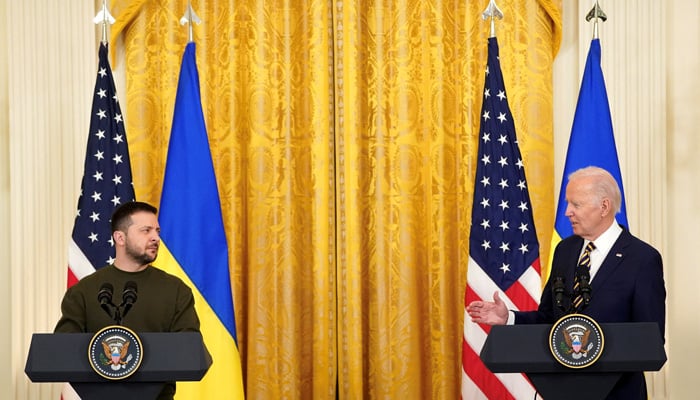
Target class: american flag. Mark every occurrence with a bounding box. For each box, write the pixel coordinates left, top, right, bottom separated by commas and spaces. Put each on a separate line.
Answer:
461, 37, 542, 399
67, 42, 134, 287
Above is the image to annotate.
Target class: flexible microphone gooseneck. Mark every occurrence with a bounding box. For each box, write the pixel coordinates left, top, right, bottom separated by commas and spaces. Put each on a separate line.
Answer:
577, 268, 593, 309
121, 281, 138, 318
97, 282, 114, 318
552, 276, 566, 312
97, 281, 139, 325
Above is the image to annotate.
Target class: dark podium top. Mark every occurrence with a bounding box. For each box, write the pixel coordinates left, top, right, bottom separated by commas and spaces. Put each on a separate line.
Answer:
25, 332, 212, 400
480, 322, 666, 400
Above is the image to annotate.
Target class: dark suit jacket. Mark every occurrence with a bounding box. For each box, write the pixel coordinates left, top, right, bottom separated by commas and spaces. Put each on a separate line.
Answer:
514, 228, 666, 399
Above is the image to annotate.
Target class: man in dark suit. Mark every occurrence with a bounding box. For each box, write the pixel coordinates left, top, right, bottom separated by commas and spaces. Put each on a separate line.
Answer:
466, 166, 666, 399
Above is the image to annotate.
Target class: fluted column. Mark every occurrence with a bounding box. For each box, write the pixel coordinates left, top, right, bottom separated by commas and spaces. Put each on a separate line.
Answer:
666, 2, 700, 400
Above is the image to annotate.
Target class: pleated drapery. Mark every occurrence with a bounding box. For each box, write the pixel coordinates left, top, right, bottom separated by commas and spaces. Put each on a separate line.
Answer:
109, 0, 561, 398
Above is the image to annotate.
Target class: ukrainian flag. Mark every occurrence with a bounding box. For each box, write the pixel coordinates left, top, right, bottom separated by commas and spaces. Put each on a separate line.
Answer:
158, 42, 245, 399
551, 39, 629, 261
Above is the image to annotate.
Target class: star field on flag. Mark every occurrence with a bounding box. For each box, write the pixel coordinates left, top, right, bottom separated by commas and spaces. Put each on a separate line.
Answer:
68, 43, 135, 285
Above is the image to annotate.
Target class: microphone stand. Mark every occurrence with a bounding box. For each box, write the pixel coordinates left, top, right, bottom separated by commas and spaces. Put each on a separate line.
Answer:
113, 306, 123, 325
552, 275, 593, 315
98, 282, 137, 326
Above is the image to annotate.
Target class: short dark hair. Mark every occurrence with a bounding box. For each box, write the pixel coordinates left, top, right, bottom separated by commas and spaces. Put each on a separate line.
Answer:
111, 201, 158, 233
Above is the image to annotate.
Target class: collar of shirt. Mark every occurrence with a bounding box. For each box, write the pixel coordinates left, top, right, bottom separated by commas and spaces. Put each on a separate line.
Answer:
583, 221, 623, 282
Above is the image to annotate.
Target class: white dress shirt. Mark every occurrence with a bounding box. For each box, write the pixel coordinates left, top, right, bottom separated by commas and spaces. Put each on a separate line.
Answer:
582, 221, 622, 282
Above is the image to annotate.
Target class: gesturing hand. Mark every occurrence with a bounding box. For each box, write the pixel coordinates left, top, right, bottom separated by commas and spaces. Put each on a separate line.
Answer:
465, 291, 508, 326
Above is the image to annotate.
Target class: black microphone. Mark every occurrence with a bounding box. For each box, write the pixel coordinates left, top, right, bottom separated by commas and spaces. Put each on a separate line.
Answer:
97, 283, 114, 318
577, 268, 593, 308
552, 276, 566, 311
121, 281, 138, 318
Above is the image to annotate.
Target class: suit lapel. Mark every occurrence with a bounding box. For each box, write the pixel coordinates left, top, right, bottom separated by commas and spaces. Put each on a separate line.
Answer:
590, 229, 632, 290
564, 237, 584, 290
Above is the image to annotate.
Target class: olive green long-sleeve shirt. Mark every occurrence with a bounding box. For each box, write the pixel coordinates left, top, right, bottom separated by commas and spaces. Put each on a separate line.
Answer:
55, 264, 199, 333
54, 264, 200, 399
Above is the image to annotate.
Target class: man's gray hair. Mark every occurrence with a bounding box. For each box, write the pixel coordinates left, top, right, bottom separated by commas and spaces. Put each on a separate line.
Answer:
568, 166, 622, 213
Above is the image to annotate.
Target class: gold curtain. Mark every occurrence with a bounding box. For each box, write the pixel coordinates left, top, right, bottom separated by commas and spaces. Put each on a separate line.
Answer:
110, 0, 561, 398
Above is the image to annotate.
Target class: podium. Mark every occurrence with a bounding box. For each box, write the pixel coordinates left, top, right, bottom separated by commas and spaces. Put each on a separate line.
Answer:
480, 322, 666, 400
25, 332, 212, 400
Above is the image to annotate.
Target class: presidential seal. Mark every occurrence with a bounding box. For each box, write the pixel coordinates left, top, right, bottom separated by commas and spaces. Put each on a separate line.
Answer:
549, 314, 604, 369
88, 325, 143, 380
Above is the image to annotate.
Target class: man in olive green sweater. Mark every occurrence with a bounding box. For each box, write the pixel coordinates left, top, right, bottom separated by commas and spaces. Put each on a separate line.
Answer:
55, 201, 200, 399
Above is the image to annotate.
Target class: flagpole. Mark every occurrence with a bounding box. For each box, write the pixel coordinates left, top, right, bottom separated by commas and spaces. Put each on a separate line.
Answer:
481, 0, 503, 38
180, 1, 202, 43
93, 0, 116, 44
585, 1, 608, 39
160, 9, 245, 397
462, 10, 542, 398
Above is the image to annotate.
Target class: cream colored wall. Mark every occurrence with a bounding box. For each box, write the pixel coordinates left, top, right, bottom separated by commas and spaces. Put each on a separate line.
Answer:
4, 1, 96, 399
0, 0, 11, 395
2, 0, 697, 399
666, 1, 700, 399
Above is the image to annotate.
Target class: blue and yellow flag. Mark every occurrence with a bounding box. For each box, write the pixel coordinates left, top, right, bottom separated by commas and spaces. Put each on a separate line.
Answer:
551, 38, 629, 259
158, 42, 245, 399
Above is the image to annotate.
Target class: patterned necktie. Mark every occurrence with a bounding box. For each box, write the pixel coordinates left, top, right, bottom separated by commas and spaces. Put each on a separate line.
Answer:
572, 241, 596, 312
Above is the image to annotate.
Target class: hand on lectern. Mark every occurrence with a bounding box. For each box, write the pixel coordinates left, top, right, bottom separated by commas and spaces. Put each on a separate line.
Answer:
466, 291, 508, 325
